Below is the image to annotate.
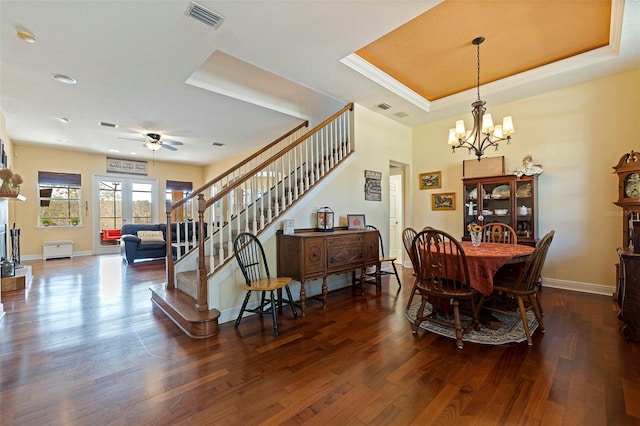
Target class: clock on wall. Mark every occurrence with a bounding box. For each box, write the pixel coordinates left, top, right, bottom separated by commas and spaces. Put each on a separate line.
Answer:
613, 151, 640, 250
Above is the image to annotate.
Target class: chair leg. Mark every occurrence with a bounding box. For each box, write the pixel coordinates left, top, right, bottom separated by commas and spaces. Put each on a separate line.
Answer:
452, 299, 464, 349
284, 285, 298, 319
406, 277, 419, 310
391, 262, 402, 288
412, 298, 428, 334
270, 290, 279, 336
516, 296, 533, 345
529, 294, 545, 333
235, 291, 252, 329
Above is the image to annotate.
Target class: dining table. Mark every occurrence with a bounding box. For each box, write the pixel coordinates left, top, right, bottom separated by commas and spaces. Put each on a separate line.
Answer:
457, 241, 534, 295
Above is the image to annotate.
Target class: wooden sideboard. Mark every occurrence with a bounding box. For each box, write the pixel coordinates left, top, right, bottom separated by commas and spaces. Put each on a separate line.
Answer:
276, 228, 379, 316
617, 248, 640, 342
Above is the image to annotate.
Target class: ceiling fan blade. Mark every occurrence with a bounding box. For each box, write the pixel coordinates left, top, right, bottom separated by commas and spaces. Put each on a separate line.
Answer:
119, 136, 145, 142
161, 144, 178, 151
163, 140, 184, 146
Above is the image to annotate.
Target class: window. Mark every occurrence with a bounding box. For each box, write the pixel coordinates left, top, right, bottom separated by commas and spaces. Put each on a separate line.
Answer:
38, 171, 82, 227
166, 180, 193, 222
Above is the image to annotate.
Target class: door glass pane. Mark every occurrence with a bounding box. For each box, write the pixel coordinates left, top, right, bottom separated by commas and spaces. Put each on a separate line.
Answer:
132, 183, 152, 224
99, 181, 122, 230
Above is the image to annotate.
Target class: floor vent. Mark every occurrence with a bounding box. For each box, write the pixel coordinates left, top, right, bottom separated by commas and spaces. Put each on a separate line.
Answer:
185, 2, 224, 29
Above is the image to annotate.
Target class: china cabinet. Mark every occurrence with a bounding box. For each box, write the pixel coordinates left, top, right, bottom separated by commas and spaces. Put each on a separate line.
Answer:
463, 174, 538, 246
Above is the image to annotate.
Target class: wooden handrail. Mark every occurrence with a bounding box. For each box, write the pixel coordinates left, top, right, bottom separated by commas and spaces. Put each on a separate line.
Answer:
204, 103, 353, 210
169, 120, 309, 212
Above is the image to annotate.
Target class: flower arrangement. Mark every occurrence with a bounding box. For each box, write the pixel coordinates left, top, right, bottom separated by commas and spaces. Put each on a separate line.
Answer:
0, 168, 13, 193
467, 215, 484, 246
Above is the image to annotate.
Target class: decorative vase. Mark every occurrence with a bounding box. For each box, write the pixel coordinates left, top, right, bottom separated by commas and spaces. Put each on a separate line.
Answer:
470, 231, 482, 247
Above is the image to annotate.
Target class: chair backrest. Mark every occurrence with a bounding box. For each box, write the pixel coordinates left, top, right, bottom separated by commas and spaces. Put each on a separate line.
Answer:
480, 222, 517, 244
402, 227, 418, 272
233, 232, 271, 286
366, 224, 385, 256
509, 230, 555, 292
411, 228, 472, 293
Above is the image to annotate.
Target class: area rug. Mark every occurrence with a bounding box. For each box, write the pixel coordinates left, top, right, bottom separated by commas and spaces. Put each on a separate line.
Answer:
405, 301, 539, 345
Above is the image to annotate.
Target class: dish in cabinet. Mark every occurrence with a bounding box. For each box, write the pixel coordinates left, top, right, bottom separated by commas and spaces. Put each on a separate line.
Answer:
516, 183, 532, 198
468, 187, 487, 200
491, 185, 510, 199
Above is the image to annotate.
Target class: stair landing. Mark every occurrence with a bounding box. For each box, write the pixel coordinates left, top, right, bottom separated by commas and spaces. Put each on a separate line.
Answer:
150, 284, 220, 338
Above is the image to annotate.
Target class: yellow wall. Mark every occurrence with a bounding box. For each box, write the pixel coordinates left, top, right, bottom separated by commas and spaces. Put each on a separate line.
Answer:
9, 144, 206, 256
412, 68, 640, 289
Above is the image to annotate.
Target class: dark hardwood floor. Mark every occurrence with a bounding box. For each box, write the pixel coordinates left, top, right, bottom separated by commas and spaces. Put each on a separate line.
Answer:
1, 255, 639, 425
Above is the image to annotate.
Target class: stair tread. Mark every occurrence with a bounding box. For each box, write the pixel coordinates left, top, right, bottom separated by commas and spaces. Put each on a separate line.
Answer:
150, 284, 219, 323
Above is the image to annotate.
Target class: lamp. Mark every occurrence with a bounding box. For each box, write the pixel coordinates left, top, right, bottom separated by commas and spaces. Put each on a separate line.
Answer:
146, 141, 162, 151
448, 36, 514, 161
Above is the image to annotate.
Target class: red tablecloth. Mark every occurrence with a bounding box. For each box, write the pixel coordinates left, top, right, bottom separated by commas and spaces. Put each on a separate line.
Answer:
459, 242, 534, 295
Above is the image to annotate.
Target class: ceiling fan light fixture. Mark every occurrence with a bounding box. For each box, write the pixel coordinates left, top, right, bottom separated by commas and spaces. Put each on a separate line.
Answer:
146, 141, 162, 151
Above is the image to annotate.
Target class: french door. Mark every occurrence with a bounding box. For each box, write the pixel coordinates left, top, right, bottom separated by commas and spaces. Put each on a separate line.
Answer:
93, 174, 158, 254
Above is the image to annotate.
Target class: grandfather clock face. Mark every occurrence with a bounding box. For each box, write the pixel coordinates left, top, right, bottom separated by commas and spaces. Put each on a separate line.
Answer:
625, 173, 640, 198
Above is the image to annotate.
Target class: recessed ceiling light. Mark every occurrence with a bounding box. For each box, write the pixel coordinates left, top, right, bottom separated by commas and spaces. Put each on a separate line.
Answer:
51, 74, 77, 85
56, 139, 68, 143
58, 117, 70, 123
17, 30, 36, 43
108, 149, 119, 153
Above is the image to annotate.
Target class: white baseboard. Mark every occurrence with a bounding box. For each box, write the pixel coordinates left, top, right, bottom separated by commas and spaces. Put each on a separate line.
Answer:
21, 250, 94, 261
542, 277, 615, 296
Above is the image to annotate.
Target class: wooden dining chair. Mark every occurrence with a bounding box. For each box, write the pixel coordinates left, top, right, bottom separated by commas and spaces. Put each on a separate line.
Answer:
410, 228, 483, 349
233, 232, 298, 336
484, 230, 555, 345
402, 227, 420, 309
481, 222, 517, 244
360, 225, 402, 289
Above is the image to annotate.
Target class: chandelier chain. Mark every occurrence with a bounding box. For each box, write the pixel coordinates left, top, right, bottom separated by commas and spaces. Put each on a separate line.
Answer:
476, 40, 481, 101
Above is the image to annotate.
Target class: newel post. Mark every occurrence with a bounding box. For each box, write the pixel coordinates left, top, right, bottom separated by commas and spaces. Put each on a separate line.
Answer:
165, 200, 175, 289
195, 193, 208, 311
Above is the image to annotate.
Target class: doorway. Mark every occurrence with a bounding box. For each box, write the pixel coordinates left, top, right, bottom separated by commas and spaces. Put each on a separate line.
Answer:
389, 164, 406, 266
93, 175, 158, 255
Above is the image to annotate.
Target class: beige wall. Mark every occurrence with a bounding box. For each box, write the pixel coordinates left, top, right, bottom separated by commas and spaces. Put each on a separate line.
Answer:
412, 68, 640, 289
9, 144, 206, 256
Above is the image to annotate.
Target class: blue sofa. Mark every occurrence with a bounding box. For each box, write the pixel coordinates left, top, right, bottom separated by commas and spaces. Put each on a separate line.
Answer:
120, 224, 167, 264
120, 222, 207, 264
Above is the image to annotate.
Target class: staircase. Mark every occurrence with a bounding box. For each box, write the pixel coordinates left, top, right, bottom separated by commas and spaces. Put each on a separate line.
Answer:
150, 104, 354, 338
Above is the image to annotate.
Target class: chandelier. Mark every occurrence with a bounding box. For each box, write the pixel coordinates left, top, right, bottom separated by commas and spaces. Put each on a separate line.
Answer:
448, 36, 514, 160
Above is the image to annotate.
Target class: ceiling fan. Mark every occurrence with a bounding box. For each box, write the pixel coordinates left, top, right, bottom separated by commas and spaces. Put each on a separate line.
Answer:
120, 132, 184, 152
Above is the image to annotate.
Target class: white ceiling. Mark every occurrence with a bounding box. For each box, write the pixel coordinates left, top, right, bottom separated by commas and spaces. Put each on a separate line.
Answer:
1, 1, 639, 166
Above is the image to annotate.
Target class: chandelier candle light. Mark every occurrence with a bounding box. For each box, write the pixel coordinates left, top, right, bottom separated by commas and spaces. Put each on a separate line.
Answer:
448, 36, 514, 161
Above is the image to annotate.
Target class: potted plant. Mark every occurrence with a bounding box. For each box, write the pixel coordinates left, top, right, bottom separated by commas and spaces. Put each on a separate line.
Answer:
70, 218, 80, 226
41, 218, 51, 227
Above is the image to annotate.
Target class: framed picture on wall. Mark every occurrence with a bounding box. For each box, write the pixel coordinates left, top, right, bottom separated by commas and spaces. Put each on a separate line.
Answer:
431, 192, 456, 211
419, 171, 442, 190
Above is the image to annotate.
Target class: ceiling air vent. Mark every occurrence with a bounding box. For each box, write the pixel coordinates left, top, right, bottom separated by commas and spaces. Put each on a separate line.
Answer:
377, 103, 392, 110
394, 111, 409, 118
99, 121, 118, 128
186, 2, 225, 29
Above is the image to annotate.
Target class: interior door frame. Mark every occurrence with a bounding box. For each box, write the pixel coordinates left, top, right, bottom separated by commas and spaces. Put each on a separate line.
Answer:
389, 162, 408, 267
92, 174, 159, 255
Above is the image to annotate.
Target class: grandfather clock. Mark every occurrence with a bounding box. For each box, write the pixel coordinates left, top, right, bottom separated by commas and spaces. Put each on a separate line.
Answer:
613, 150, 640, 250
613, 150, 640, 341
